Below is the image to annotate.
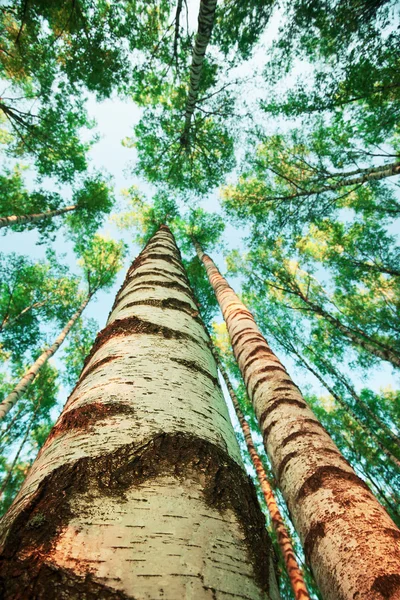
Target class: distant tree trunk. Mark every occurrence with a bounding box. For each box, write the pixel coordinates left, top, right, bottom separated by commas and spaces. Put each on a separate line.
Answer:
194, 239, 400, 600
180, 0, 218, 147
173, 0, 184, 66
0, 226, 280, 600
0, 405, 25, 445
267, 324, 400, 462
0, 402, 39, 499
267, 320, 400, 451
273, 160, 400, 201
0, 295, 90, 421
323, 358, 400, 448
343, 257, 400, 278
286, 282, 400, 368
0, 204, 78, 229
214, 350, 310, 600
0, 300, 47, 332
357, 463, 400, 520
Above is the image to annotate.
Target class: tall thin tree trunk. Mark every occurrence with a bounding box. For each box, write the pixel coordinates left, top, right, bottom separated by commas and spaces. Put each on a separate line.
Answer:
0, 401, 39, 499
0, 204, 78, 229
266, 316, 400, 450
194, 239, 400, 600
180, 0, 218, 147
324, 358, 400, 446
344, 257, 400, 278
0, 295, 90, 421
273, 160, 400, 201
0, 300, 47, 332
173, 0, 183, 67
290, 284, 400, 368
0, 226, 280, 600
214, 350, 310, 600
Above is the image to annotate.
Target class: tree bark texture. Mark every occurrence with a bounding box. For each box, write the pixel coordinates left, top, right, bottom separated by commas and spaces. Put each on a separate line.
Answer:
268, 326, 400, 468
0, 226, 280, 600
214, 352, 310, 600
0, 205, 78, 229
194, 240, 400, 600
180, 0, 218, 146
0, 295, 90, 421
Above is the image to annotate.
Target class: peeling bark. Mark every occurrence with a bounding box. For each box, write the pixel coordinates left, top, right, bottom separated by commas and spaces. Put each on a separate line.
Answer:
0, 226, 280, 600
194, 239, 400, 600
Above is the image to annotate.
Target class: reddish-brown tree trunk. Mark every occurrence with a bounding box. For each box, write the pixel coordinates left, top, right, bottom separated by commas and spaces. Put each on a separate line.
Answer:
194, 239, 400, 600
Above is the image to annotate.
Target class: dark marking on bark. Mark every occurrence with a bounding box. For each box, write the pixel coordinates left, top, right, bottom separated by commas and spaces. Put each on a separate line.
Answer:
262, 420, 278, 441
80, 315, 206, 382
130, 265, 189, 285
46, 402, 136, 443
279, 430, 321, 449
383, 527, 400, 541
121, 279, 191, 300
301, 418, 327, 432
245, 345, 273, 362
253, 364, 288, 377
78, 355, 121, 388
0, 433, 273, 598
226, 307, 254, 325
296, 465, 370, 503
235, 337, 269, 362
0, 561, 133, 599
243, 351, 275, 374
303, 521, 326, 564
170, 358, 219, 388
259, 399, 308, 427
122, 297, 200, 321
371, 574, 400, 599
277, 451, 299, 481
251, 369, 293, 398
230, 327, 255, 346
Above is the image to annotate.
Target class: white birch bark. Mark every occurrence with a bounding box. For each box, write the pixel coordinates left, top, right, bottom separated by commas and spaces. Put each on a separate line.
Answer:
0, 226, 280, 600
0, 204, 78, 229
194, 240, 400, 600
0, 296, 90, 421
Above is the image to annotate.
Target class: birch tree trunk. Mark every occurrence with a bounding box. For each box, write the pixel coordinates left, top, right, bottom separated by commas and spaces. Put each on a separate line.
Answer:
214, 351, 310, 600
288, 284, 400, 368
269, 325, 400, 464
0, 204, 78, 229
0, 295, 90, 421
180, 0, 218, 147
0, 401, 39, 498
194, 240, 400, 600
0, 226, 280, 600
272, 160, 400, 201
